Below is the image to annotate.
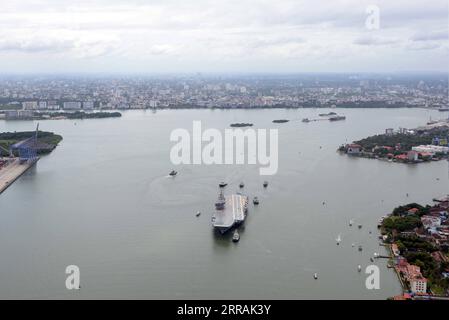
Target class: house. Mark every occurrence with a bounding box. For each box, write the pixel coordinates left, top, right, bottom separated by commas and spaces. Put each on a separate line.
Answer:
421, 215, 441, 230
385, 128, 394, 136
395, 154, 408, 161
407, 208, 419, 215
391, 243, 400, 257
347, 144, 361, 155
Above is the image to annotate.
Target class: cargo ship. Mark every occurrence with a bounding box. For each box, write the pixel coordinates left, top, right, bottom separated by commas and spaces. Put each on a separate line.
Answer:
211, 191, 248, 234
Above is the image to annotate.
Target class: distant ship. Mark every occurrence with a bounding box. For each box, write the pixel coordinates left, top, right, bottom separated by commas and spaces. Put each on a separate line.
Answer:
438, 107, 449, 112
329, 115, 346, 121
212, 191, 248, 234
319, 112, 337, 117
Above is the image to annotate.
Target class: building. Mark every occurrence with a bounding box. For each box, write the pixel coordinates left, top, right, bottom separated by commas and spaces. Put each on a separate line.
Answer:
412, 145, 449, 155
385, 128, 394, 136
63, 102, 82, 110
83, 101, 94, 110
407, 150, 419, 162
347, 144, 361, 155
410, 276, 427, 294
38, 101, 47, 109
5, 110, 34, 120
22, 101, 38, 110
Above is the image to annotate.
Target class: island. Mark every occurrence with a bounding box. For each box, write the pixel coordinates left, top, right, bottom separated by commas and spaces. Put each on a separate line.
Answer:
0, 130, 62, 156
339, 120, 449, 163
0, 129, 62, 194
2, 110, 122, 121
230, 123, 253, 127
379, 196, 449, 299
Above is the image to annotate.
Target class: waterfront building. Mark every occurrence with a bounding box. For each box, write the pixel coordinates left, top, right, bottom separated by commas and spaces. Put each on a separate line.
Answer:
410, 276, 428, 294
412, 145, 449, 155
38, 101, 47, 109
347, 144, 361, 155
83, 101, 94, 110
22, 101, 38, 110
407, 150, 419, 162
63, 102, 82, 110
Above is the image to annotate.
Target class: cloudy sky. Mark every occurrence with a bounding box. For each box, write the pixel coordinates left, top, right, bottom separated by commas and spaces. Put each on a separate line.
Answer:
0, 0, 447, 73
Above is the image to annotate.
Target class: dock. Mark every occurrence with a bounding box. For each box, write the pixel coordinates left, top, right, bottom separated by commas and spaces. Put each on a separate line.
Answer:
0, 158, 37, 194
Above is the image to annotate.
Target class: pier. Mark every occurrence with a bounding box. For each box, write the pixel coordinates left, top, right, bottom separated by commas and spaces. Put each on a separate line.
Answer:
0, 158, 37, 194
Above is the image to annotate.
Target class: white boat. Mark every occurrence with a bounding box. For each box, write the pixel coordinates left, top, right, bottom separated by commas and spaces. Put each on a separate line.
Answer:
314, 273, 318, 280
336, 234, 341, 245
358, 265, 362, 272
232, 230, 240, 242
196, 211, 201, 217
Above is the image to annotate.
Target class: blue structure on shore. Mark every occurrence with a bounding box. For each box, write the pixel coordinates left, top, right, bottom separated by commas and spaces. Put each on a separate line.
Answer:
10, 124, 39, 163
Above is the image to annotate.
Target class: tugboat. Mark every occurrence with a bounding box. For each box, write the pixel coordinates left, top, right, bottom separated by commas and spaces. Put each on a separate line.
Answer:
232, 229, 240, 242
263, 181, 268, 188
239, 182, 244, 188
169, 170, 177, 176
253, 197, 259, 205
219, 182, 228, 188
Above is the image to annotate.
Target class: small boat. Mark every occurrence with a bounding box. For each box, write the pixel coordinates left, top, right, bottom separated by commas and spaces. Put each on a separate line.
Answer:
169, 170, 177, 176
263, 181, 268, 188
196, 211, 201, 217
302, 118, 310, 123
232, 230, 240, 242
349, 219, 354, 226
351, 243, 355, 247
239, 182, 244, 188
219, 182, 227, 188
358, 265, 362, 272
358, 224, 362, 229
336, 234, 341, 245
358, 245, 363, 252
314, 273, 318, 280
253, 197, 259, 205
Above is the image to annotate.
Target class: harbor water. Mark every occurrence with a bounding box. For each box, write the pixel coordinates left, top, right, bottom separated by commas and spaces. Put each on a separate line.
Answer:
0, 108, 448, 299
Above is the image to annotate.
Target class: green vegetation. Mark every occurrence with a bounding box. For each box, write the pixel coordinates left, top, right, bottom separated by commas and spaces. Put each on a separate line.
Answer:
355, 133, 433, 152
382, 215, 422, 232
392, 203, 430, 217
38, 111, 121, 119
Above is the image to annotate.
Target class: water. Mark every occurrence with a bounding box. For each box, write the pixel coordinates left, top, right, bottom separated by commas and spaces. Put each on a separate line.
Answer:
0, 108, 448, 299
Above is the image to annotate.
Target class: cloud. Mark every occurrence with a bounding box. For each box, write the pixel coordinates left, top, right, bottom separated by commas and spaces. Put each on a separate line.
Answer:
0, 0, 447, 72
411, 30, 448, 42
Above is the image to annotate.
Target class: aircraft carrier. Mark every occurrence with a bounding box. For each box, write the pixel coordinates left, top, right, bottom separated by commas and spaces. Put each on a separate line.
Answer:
212, 191, 248, 234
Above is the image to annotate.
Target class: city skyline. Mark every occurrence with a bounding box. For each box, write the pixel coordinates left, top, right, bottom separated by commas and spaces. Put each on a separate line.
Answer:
0, 0, 448, 74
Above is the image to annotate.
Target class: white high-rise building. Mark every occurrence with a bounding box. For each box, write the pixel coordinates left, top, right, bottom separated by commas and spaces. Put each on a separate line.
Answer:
22, 101, 38, 110
83, 101, 94, 110
63, 102, 82, 110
